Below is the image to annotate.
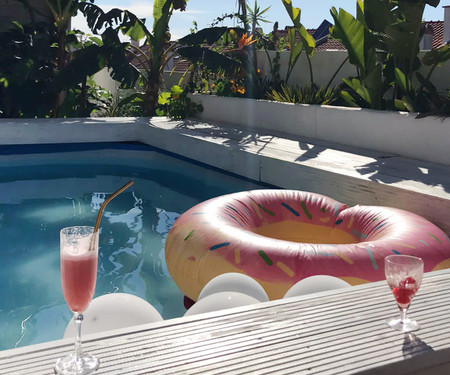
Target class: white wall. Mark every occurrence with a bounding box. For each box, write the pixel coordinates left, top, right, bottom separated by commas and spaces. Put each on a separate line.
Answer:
444, 6, 450, 45
92, 68, 120, 94
258, 50, 450, 92
257, 50, 357, 88
194, 94, 450, 166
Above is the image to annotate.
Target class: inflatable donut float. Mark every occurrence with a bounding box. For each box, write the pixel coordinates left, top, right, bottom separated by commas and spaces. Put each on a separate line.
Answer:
165, 190, 450, 300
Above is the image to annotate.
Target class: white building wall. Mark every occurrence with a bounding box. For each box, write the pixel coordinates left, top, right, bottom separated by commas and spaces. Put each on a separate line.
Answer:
92, 68, 120, 94
257, 50, 357, 88
444, 6, 450, 45
258, 50, 450, 92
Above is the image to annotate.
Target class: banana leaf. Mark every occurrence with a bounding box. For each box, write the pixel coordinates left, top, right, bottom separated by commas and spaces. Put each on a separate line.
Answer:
281, 0, 301, 29
297, 24, 315, 57
422, 45, 450, 66
330, 7, 365, 73
177, 46, 241, 74
287, 28, 303, 68
178, 27, 243, 46
79, 3, 124, 33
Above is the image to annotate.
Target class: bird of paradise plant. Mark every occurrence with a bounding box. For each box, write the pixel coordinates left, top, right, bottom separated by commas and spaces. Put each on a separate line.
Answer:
177, 26, 265, 97
238, 33, 256, 49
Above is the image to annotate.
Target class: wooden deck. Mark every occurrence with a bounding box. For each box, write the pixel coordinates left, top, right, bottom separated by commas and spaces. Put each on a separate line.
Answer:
2, 269, 450, 374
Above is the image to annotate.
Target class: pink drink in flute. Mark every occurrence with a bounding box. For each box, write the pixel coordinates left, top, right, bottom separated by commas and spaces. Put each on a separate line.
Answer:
55, 226, 100, 375
61, 249, 98, 313
56, 180, 134, 374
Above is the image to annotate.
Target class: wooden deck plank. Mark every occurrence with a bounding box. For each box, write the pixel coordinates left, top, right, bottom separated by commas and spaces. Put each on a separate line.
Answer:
3, 271, 450, 374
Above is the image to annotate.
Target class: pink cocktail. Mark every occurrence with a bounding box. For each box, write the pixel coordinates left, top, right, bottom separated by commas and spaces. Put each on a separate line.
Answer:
55, 226, 100, 375
61, 251, 98, 313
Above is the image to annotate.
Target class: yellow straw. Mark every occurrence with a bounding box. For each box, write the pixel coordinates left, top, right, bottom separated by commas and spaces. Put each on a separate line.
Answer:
94, 180, 134, 233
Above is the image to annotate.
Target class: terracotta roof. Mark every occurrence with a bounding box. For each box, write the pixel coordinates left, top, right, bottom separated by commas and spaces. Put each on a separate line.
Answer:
274, 27, 346, 51
425, 20, 444, 48
275, 21, 445, 51
172, 57, 191, 72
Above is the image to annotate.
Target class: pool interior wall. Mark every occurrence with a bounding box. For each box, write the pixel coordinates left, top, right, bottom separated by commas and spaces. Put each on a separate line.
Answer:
0, 142, 272, 351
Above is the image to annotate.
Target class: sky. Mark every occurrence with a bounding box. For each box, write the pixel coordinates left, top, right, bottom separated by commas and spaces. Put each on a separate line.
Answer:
72, 0, 450, 41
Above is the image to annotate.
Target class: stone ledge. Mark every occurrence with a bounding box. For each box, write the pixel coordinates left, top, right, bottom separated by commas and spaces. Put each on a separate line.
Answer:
193, 94, 450, 166
140, 117, 450, 235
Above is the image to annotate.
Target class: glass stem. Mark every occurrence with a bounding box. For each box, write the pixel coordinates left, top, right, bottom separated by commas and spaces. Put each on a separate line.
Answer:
399, 307, 408, 323
74, 313, 84, 358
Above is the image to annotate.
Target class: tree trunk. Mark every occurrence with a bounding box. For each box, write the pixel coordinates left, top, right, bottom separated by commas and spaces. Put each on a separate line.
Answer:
144, 71, 162, 116
52, 25, 68, 117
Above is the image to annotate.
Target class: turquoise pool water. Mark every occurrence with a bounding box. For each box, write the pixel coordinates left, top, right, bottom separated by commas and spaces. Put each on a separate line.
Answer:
0, 142, 268, 351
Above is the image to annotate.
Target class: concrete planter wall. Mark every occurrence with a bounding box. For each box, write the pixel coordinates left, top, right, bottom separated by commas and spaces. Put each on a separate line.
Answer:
0, 117, 141, 144
194, 94, 450, 166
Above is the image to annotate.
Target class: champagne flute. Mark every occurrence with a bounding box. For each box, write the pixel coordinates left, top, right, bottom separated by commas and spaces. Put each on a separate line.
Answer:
55, 226, 100, 374
385, 255, 424, 332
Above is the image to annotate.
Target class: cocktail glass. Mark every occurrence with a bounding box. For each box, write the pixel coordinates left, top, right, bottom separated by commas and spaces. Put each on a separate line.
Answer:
385, 255, 424, 332
55, 226, 99, 374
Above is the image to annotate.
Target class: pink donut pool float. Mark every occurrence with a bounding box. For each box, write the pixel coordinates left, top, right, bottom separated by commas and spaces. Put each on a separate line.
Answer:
165, 190, 450, 300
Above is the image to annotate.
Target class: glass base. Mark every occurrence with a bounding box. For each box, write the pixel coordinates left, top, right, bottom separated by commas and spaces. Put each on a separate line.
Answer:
55, 352, 99, 375
386, 316, 420, 332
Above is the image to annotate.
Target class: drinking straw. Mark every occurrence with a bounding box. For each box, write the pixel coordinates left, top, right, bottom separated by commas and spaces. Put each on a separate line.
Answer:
88, 180, 134, 252
94, 179, 134, 233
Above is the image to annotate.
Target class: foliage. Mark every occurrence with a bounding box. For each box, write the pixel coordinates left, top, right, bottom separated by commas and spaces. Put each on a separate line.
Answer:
0, 21, 59, 117
281, 0, 316, 84
69, 0, 187, 116
30, 0, 96, 116
245, 1, 271, 35
0, 0, 139, 118
267, 83, 339, 105
330, 0, 450, 113
210, 79, 247, 97
157, 85, 203, 119
91, 88, 145, 117
176, 26, 266, 98
0, 20, 118, 118
416, 90, 450, 119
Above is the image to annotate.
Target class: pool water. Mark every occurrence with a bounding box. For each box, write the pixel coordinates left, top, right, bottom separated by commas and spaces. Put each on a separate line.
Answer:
0, 142, 268, 351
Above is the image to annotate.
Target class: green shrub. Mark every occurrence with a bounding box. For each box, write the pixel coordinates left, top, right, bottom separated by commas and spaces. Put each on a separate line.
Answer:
157, 85, 203, 119
267, 83, 339, 105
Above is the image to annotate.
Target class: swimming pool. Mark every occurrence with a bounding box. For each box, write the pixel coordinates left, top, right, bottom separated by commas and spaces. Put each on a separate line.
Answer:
0, 142, 269, 351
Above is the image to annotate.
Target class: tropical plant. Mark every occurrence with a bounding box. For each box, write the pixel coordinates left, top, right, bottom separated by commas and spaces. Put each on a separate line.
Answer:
330, 3, 385, 109
90, 87, 145, 117
210, 78, 247, 97
0, 21, 59, 117
80, 0, 188, 116
267, 83, 339, 105
237, 0, 249, 31
28, 0, 107, 116
157, 85, 203, 119
176, 26, 266, 98
242, 1, 271, 72
0, 0, 141, 118
245, 1, 271, 35
281, 0, 316, 84
330, 0, 450, 112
